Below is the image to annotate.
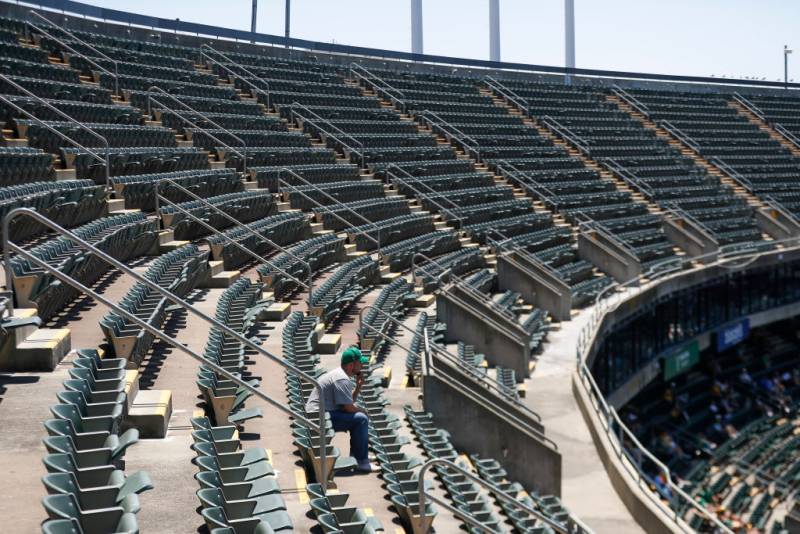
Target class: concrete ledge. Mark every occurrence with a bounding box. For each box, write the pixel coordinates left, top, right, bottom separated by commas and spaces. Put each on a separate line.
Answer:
318, 334, 341, 354
578, 229, 641, 283
124, 370, 140, 410
201, 270, 241, 288
498, 251, 572, 321
124, 389, 173, 439
757, 206, 800, 240
409, 294, 435, 308
8, 328, 71, 372
260, 302, 291, 321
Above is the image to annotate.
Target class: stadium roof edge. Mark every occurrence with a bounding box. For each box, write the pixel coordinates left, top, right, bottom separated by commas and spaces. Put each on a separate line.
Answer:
11, 0, 800, 91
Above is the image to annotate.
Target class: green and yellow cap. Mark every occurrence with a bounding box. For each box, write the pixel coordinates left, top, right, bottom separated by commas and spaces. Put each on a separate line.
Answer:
341, 346, 369, 365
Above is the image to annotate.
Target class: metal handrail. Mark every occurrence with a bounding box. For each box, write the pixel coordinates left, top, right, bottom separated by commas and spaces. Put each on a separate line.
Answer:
664, 203, 718, 245
289, 102, 365, 168
417, 458, 574, 534
348, 62, 407, 112
145, 86, 249, 175
200, 44, 271, 110
763, 195, 800, 229
709, 156, 755, 193
573, 238, 800, 532
25, 19, 119, 96
576, 364, 728, 533
356, 305, 544, 426
277, 168, 381, 254
611, 85, 650, 118
540, 115, 590, 155
484, 75, 531, 117
732, 92, 766, 122
495, 160, 560, 207
153, 179, 313, 304
2, 207, 330, 488
576, 215, 640, 260
385, 164, 464, 225
26, 9, 119, 95
410, 253, 517, 324
602, 159, 655, 198
0, 74, 111, 189
659, 120, 701, 153
419, 109, 481, 161
773, 123, 800, 150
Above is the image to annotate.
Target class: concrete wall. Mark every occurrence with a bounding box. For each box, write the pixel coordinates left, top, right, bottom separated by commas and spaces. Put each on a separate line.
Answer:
436, 289, 531, 378
756, 207, 800, 240
572, 375, 684, 534
662, 218, 718, 260
578, 230, 641, 283
424, 372, 561, 496
497, 252, 572, 322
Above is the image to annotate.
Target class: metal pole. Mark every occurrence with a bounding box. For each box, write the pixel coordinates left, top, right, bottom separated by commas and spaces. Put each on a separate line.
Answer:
284, 0, 291, 46
785, 45, 791, 90
564, 0, 575, 85
250, 0, 257, 36
489, 0, 500, 62
410, 0, 423, 55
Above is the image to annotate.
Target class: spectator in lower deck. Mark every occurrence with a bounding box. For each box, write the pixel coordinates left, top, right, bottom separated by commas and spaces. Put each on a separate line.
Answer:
305, 346, 377, 473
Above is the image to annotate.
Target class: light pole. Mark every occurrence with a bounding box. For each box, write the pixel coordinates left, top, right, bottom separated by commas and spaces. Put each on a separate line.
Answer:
785, 45, 793, 89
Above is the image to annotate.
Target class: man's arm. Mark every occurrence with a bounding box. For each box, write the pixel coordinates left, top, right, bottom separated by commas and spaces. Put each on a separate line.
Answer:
338, 402, 366, 414
352, 372, 364, 402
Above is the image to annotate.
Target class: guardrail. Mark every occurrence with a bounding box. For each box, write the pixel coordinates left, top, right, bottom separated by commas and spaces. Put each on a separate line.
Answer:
385, 164, 464, 226
573, 237, 800, 533
708, 156, 755, 193
575, 213, 641, 260
356, 305, 547, 430
494, 160, 561, 209
2, 207, 332, 488
773, 123, 800, 150
418, 109, 482, 161
146, 85, 249, 175
658, 120, 701, 153
540, 115, 590, 156
277, 167, 382, 254
732, 92, 766, 122
348, 62, 407, 113
290, 101, 365, 168
602, 158, 655, 198
611, 84, 650, 118
26, 9, 119, 95
200, 44, 271, 110
0, 73, 111, 189
484, 75, 531, 116
416, 458, 578, 534
153, 177, 313, 305
663, 203, 719, 245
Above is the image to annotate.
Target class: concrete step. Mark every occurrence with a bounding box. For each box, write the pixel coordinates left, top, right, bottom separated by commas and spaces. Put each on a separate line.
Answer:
55, 168, 76, 180
0, 323, 71, 372
318, 333, 341, 354
202, 269, 241, 288
107, 198, 126, 213
260, 302, 292, 321
124, 389, 173, 439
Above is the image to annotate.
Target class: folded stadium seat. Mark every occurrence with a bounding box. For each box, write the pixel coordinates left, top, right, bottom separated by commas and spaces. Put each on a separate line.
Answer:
42, 493, 139, 534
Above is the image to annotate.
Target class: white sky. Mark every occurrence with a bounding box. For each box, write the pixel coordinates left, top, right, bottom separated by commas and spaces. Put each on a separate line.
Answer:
75, 0, 799, 81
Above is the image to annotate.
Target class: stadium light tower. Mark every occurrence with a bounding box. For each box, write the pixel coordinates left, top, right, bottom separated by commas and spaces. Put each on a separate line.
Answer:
564, 0, 575, 85
489, 0, 500, 62
411, 0, 423, 54
285, 0, 291, 44
785, 45, 793, 89
251, 0, 257, 33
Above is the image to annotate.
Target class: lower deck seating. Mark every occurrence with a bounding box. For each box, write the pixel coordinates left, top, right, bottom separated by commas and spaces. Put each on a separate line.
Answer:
359, 277, 416, 353
9, 212, 158, 321
43, 349, 154, 533
159, 190, 277, 240
99, 244, 209, 363
308, 255, 380, 324
0, 180, 107, 241
206, 211, 312, 270
0, 146, 55, 185
111, 168, 243, 211
379, 231, 462, 272
256, 233, 345, 299
64, 146, 210, 183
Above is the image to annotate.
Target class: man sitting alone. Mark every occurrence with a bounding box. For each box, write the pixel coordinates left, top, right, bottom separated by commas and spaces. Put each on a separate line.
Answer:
305, 346, 376, 473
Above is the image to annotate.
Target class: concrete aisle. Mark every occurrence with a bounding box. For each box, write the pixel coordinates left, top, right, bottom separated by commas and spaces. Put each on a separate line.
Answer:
525, 309, 644, 534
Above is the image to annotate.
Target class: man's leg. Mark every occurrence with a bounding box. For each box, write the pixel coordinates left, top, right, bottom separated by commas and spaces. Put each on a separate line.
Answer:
327, 410, 369, 464
349, 412, 369, 463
